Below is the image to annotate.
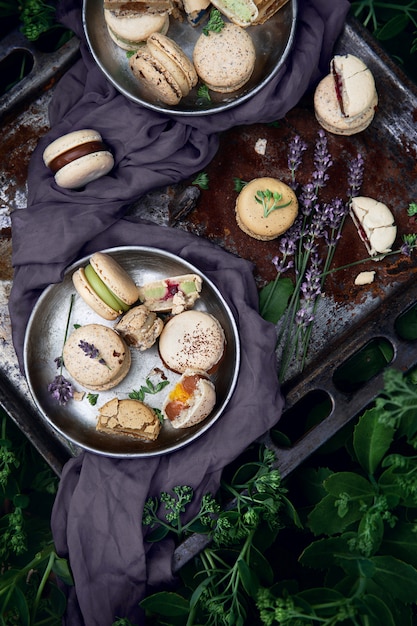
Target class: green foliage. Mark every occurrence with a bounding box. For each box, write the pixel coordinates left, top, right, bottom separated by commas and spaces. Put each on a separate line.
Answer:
0, 410, 72, 625
139, 367, 417, 624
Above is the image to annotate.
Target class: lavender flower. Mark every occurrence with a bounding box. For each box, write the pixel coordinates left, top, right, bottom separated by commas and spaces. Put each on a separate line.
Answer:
272, 255, 294, 274
299, 183, 318, 217
78, 340, 109, 368
401, 234, 417, 256
347, 153, 364, 198
312, 129, 333, 189
48, 375, 73, 406
288, 135, 308, 187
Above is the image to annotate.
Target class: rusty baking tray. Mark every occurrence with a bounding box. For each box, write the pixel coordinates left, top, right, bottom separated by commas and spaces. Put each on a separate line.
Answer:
1, 14, 417, 500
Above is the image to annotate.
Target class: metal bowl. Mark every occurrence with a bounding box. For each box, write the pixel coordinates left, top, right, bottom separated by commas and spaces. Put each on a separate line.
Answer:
82, 0, 297, 116
24, 247, 240, 457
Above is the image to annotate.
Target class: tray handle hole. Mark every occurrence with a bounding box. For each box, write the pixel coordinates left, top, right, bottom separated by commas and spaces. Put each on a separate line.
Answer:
270, 389, 333, 448
395, 301, 417, 341
0, 49, 34, 96
332, 337, 394, 394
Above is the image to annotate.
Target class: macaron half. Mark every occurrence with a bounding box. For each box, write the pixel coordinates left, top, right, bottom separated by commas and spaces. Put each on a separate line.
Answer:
73, 251, 140, 320
43, 129, 114, 189
314, 54, 378, 136
235, 177, 298, 240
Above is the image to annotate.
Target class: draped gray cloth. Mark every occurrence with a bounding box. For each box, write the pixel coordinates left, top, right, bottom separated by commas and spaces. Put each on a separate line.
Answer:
8, 0, 350, 623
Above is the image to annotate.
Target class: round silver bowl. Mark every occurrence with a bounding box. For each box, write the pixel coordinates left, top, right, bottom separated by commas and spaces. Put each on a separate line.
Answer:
24, 247, 240, 458
82, 0, 297, 116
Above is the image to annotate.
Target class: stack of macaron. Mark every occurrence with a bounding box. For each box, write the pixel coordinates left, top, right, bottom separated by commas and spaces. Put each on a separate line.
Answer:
129, 32, 198, 105
314, 54, 378, 136
62, 251, 226, 437
193, 22, 256, 93
42, 129, 114, 189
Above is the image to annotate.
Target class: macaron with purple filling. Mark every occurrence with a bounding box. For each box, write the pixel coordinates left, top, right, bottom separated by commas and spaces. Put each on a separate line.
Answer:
43, 129, 114, 189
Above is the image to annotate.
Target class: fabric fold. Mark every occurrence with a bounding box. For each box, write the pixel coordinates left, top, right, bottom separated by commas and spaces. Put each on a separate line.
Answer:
8, 0, 350, 623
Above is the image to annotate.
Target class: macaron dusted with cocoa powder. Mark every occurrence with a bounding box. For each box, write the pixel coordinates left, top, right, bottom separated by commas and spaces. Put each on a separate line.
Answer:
235, 177, 298, 241
72, 251, 140, 321
43, 129, 114, 189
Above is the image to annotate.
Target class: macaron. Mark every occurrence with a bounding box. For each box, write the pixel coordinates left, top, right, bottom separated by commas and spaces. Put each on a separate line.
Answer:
314, 54, 378, 136
104, 9, 169, 50
129, 33, 197, 104
350, 196, 397, 258
72, 251, 140, 321
63, 324, 131, 391
193, 23, 256, 93
163, 370, 216, 428
137, 273, 202, 314
115, 304, 164, 350
159, 310, 226, 374
235, 177, 298, 241
129, 49, 183, 105
42, 129, 114, 189
146, 32, 198, 96
96, 397, 161, 441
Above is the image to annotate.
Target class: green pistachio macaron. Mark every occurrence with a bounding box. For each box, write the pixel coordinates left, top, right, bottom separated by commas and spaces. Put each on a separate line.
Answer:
72, 252, 140, 320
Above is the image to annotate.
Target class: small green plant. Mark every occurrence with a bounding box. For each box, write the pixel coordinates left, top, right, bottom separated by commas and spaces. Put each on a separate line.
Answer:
138, 366, 417, 625
0, 410, 73, 625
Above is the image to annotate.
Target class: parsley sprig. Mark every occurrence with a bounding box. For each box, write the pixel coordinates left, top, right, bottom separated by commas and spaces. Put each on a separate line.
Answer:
255, 188, 292, 217
202, 8, 225, 35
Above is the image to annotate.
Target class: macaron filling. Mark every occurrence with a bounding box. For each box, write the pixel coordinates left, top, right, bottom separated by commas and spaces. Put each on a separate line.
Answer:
47, 140, 109, 174
84, 264, 131, 313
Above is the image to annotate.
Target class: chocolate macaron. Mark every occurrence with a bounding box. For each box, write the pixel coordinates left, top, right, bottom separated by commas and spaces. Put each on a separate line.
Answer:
43, 129, 114, 189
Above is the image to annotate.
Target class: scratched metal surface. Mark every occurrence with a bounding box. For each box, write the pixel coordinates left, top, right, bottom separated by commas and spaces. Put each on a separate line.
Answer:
1, 17, 417, 489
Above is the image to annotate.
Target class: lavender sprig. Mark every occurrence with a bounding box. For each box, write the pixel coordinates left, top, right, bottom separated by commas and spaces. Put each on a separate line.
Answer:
288, 135, 307, 188
78, 340, 111, 369
48, 295, 75, 406
48, 374, 73, 406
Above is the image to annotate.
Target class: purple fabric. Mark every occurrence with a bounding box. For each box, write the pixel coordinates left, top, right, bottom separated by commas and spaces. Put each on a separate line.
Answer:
8, 0, 349, 623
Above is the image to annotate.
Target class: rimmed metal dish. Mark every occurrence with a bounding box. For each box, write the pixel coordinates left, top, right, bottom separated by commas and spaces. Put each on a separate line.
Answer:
23, 247, 240, 458
82, 0, 297, 116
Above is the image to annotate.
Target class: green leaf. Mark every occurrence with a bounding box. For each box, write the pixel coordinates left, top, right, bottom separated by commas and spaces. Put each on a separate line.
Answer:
140, 591, 190, 616
248, 544, 273, 586
299, 535, 352, 569
371, 555, 417, 604
324, 472, 374, 498
237, 557, 259, 597
376, 14, 409, 41
307, 493, 363, 535
297, 588, 346, 617
259, 277, 294, 324
53, 556, 74, 586
355, 594, 396, 626
145, 525, 170, 542
381, 522, 417, 569
353, 407, 395, 475
8, 586, 30, 626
